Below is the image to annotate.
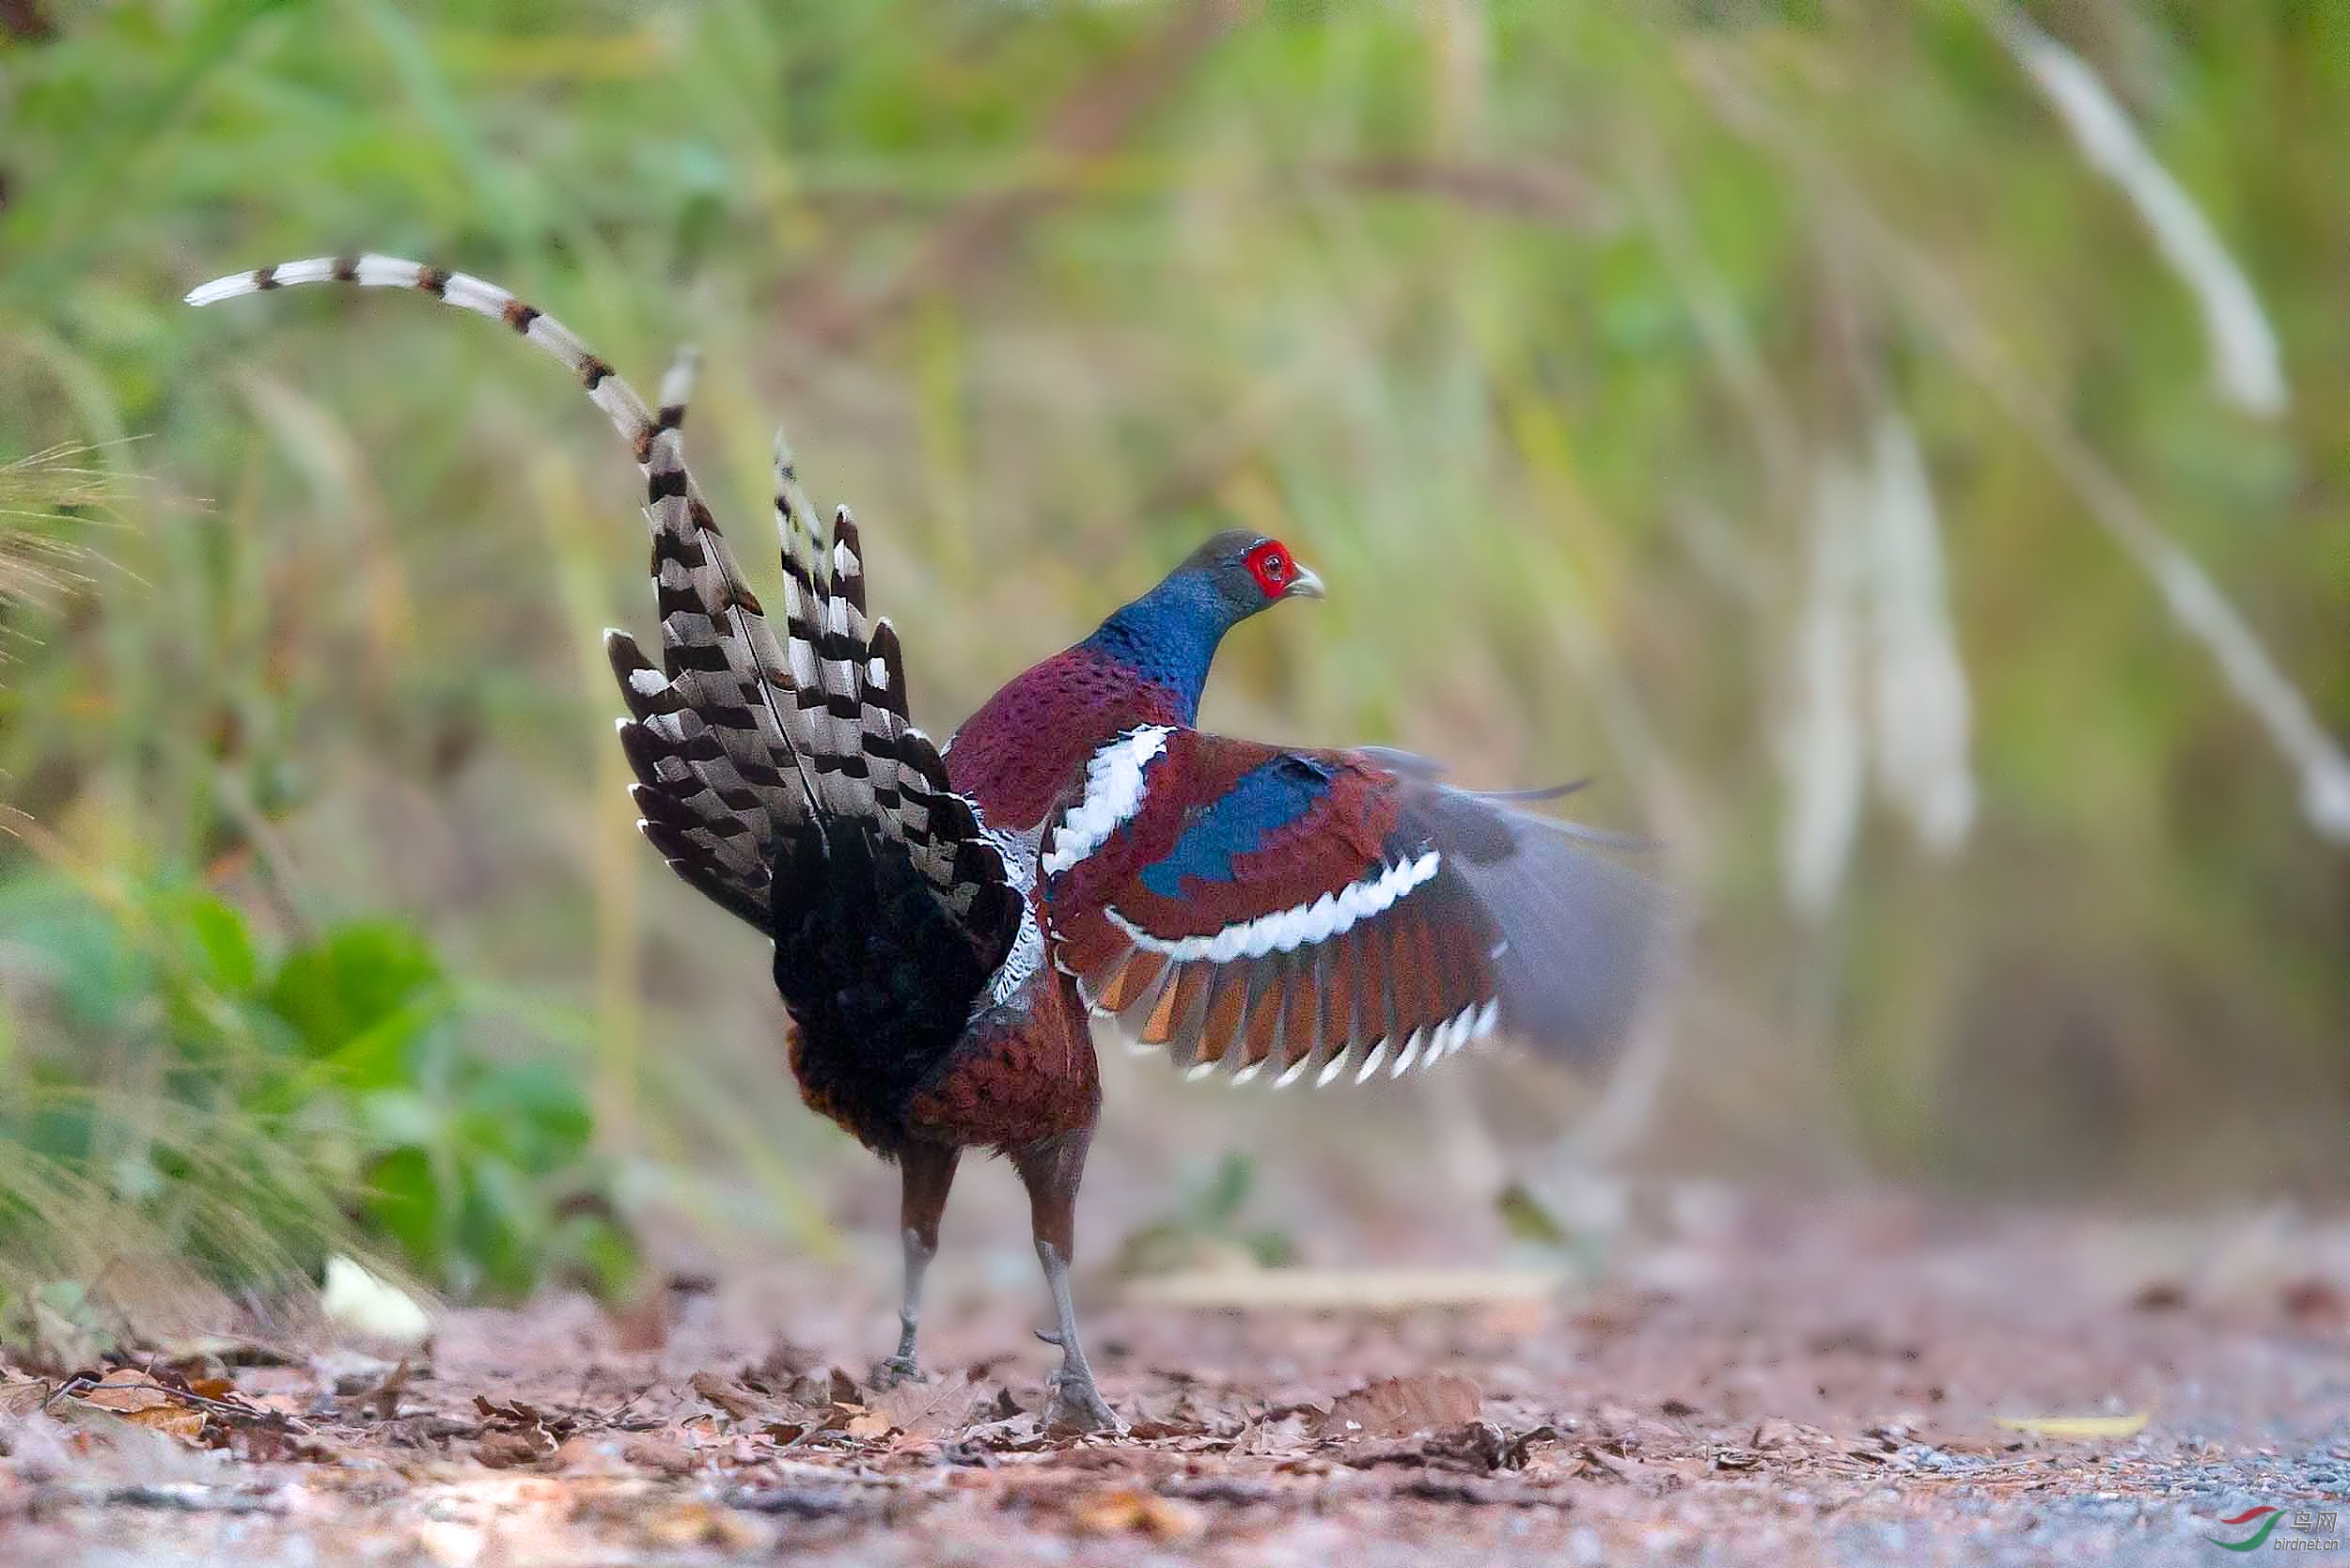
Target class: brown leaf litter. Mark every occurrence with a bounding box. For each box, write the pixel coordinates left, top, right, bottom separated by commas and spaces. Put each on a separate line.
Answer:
0, 1196, 2343, 1564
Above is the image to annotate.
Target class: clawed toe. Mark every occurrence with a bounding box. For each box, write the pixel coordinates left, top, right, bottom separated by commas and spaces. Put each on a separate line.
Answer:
1042, 1367, 1122, 1435
871, 1354, 928, 1389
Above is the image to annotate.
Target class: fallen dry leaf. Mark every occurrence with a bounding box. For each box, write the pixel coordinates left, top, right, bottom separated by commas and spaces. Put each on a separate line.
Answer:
1990, 1413, 2151, 1440
476, 1426, 556, 1467
1422, 1419, 1510, 1473
473, 1393, 566, 1433
62, 1372, 212, 1444
0, 1377, 47, 1419
70, 1368, 173, 1416
788, 1367, 863, 1406
1071, 1485, 1206, 1542
621, 1431, 704, 1477
546, 1433, 634, 1477
870, 1373, 971, 1438
1233, 1414, 1310, 1456
688, 1371, 763, 1421
127, 1404, 210, 1442
1320, 1372, 1483, 1439
842, 1407, 895, 1440
467, 1390, 561, 1468
0, 1200, 2334, 1563
1752, 1417, 1839, 1451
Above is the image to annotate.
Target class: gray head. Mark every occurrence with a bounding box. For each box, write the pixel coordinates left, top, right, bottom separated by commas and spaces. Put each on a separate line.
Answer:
1166, 527, 1325, 624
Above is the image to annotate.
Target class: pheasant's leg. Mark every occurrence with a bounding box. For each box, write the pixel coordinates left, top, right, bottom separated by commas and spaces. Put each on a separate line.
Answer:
875, 1139, 960, 1387
1011, 1129, 1120, 1433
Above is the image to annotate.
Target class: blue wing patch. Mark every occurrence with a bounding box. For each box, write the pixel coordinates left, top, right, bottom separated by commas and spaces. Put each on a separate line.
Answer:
1138, 755, 1333, 899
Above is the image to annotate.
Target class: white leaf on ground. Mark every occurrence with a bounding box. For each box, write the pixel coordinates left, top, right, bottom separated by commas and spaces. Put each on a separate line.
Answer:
321, 1256, 432, 1349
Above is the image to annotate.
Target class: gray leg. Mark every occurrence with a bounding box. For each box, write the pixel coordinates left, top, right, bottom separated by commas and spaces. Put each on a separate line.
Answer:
1033, 1237, 1118, 1432
1011, 1130, 1120, 1433
874, 1140, 959, 1388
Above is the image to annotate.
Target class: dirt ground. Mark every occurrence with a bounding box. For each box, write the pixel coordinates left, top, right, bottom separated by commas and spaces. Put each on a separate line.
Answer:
3, 1192, 2344, 1567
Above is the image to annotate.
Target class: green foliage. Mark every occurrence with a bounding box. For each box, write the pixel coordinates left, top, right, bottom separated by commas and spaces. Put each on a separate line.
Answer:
0, 0, 2342, 1240
0, 871, 635, 1303
1116, 1152, 1295, 1276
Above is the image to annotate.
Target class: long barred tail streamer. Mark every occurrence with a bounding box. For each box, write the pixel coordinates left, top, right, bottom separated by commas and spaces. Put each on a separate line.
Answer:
186, 255, 1017, 953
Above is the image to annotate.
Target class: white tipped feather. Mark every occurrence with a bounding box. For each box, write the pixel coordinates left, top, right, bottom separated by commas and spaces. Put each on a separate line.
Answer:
1102, 851, 1443, 963
1388, 1031, 1424, 1077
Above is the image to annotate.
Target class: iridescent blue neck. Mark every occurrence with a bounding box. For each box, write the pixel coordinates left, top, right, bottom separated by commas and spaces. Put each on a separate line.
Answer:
1078, 572, 1239, 727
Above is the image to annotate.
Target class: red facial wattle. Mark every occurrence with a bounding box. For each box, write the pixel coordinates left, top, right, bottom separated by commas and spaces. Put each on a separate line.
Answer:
1245, 540, 1297, 599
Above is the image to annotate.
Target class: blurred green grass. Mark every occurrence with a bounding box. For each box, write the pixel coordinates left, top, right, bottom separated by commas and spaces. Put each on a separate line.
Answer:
0, 0, 2344, 1305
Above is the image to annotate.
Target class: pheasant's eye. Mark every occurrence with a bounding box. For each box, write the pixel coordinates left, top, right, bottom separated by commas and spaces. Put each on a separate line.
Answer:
1244, 539, 1297, 598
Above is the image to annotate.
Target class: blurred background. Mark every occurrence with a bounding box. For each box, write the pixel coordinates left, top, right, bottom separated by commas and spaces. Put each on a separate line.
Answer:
0, 0, 2343, 1327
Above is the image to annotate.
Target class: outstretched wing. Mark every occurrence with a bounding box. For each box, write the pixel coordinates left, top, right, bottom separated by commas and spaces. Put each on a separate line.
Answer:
187, 255, 1019, 967
1040, 729, 1662, 1086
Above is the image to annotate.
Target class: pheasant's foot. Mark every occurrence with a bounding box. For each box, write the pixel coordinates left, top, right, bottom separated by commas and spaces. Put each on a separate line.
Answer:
1041, 1362, 1120, 1435
870, 1353, 927, 1389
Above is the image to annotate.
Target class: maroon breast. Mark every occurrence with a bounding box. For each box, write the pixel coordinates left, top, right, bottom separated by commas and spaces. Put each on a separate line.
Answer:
904, 980, 1101, 1149
947, 647, 1187, 833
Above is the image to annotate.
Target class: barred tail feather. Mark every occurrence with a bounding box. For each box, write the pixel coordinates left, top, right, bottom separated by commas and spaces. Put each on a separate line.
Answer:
189, 253, 1018, 963
816, 508, 877, 818
864, 617, 913, 819
654, 345, 697, 435
795, 505, 1009, 919
608, 629, 777, 931
190, 258, 816, 917
772, 436, 854, 815
191, 256, 666, 464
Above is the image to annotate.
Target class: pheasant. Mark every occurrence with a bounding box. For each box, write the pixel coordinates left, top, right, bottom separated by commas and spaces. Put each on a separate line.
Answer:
187, 255, 1666, 1432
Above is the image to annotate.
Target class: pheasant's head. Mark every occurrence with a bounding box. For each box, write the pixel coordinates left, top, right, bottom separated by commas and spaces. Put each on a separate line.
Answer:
1078, 528, 1325, 722
1171, 528, 1325, 623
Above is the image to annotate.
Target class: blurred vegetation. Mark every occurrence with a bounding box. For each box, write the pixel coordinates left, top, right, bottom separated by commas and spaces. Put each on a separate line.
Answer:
1115, 1151, 1297, 1277
0, 0, 2343, 1305
0, 867, 635, 1306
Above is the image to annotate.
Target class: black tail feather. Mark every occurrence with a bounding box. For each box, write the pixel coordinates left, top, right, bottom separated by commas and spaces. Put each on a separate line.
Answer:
769, 819, 999, 1150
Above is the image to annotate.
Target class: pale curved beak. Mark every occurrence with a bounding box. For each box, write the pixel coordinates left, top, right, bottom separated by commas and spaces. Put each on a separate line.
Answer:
1286, 562, 1326, 600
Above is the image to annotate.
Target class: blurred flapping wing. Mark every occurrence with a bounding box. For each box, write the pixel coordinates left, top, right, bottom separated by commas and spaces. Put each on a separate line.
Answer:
1041, 729, 1662, 1087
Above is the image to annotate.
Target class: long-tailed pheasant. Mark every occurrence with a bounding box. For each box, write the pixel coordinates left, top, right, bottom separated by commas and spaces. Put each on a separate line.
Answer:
187, 255, 1666, 1432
